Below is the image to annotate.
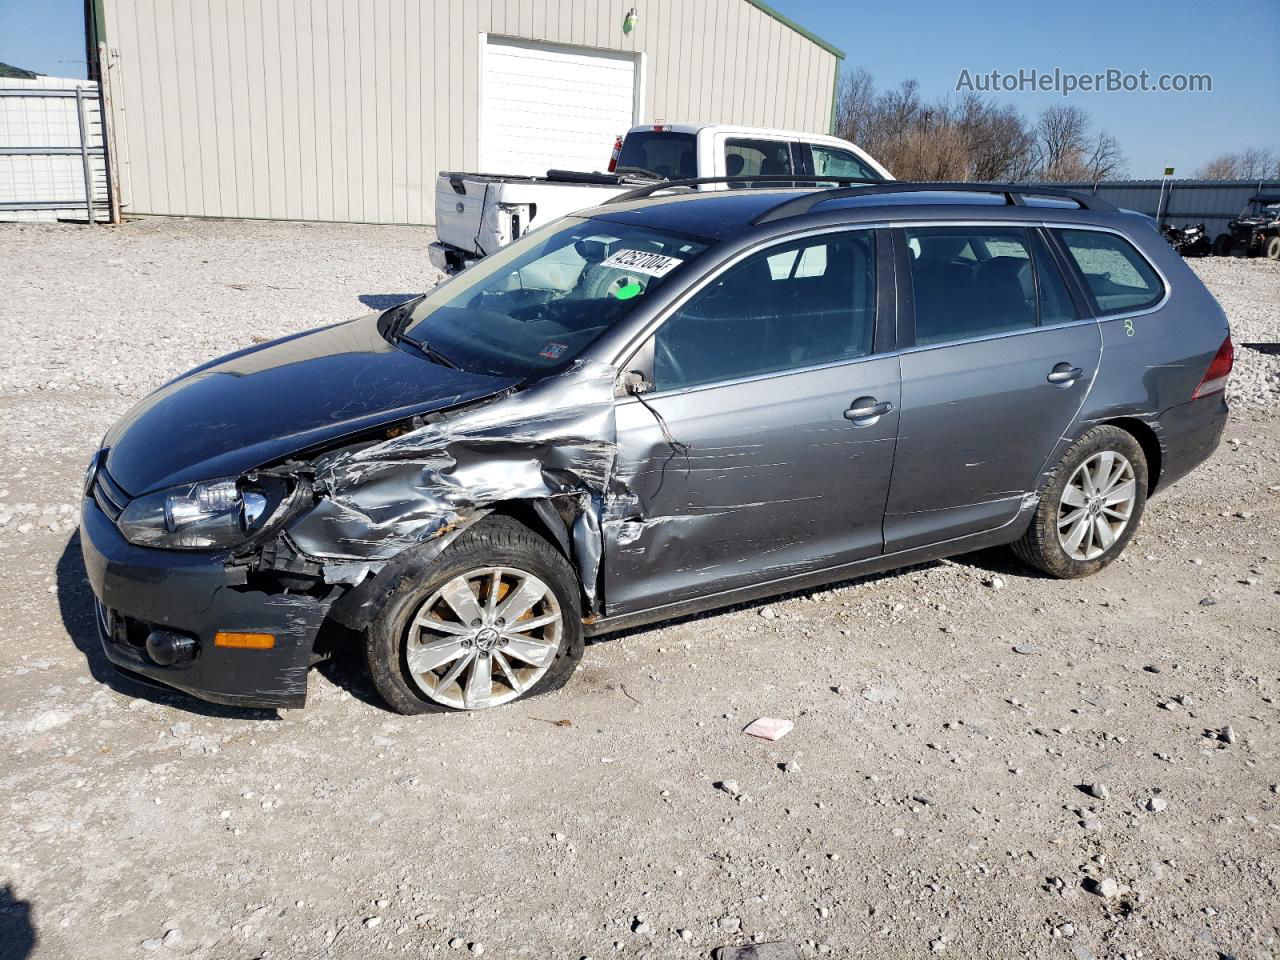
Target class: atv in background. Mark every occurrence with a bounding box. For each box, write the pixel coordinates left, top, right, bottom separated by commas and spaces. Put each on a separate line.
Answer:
1161, 221, 1212, 257
1215, 194, 1280, 258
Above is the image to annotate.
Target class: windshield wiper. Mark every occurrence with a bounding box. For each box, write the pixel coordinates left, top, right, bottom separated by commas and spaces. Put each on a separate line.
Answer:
615, 165, 664, 180
406, 338, 459, 369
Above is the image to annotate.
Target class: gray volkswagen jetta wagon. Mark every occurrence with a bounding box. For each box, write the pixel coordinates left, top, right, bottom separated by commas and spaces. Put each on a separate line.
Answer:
81, 180, 1232, 713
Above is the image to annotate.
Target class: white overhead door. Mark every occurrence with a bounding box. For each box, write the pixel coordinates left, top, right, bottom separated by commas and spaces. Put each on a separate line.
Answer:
480, 37, 638, 177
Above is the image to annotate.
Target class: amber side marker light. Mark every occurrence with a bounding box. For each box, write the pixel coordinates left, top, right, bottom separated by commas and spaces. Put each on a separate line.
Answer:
214, 631, 276, 650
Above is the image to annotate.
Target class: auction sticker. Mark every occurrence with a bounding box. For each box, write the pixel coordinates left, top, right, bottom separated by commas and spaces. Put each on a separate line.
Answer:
599, 249, 684, 277
539, 341, 569, 360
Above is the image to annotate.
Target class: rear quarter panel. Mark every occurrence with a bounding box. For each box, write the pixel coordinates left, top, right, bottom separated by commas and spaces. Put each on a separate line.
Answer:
1041, 215, 1230, 491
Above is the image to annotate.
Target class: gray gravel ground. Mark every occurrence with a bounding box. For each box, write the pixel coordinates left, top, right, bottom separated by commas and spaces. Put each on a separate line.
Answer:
0, 219, 1277, 960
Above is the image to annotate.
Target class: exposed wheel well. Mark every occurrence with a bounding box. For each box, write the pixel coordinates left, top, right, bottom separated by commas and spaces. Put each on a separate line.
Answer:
1101, 417, 1162, 493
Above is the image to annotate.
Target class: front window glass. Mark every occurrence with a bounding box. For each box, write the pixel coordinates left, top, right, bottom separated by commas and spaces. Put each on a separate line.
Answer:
1056, 229, 1164, 315
653, 231, 876, 391
809, 144, 879, 180
401, 218, 707, 378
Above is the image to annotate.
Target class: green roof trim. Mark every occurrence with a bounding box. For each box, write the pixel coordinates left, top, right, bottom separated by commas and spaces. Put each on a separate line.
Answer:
742, 0, 846, 59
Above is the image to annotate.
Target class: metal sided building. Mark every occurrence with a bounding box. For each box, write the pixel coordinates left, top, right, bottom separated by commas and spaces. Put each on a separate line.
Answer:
84, 0, 845, 225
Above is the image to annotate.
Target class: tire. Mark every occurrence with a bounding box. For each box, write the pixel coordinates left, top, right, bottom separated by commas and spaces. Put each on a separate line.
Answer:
365, 515, 584, 714
1212, 234, 1232, 257
1012, 425, 1148, 579
1266, 236, 1280, 261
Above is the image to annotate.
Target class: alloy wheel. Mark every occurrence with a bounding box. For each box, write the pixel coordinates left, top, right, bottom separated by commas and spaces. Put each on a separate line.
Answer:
405, 566, 563, 709
1057, 451, 1137, 561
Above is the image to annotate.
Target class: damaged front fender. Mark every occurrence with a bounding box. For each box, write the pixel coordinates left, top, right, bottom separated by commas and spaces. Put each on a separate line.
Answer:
281, 360, 625, 614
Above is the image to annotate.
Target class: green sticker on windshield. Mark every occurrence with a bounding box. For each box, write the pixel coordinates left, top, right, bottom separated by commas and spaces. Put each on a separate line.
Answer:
613, 281, 643, 300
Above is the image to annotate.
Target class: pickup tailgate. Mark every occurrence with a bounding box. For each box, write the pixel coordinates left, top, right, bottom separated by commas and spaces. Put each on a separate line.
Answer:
435, 173, 492, 256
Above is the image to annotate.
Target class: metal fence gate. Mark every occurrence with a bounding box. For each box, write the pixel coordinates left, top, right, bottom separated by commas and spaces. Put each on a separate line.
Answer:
0, 77, 117, 223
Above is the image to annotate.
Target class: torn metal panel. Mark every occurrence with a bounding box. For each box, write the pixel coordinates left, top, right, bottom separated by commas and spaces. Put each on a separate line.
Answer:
284, 361, 625, 609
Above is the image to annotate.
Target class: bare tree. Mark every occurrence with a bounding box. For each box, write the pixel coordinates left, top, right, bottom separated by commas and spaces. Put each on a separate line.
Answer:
1195, 147, 1280, 179
1028, 105, 1127, 181
834, 66, 877, 148
1197, 153, 1243, 179
953, 95, 1036, 180
831, 69, 1125, 183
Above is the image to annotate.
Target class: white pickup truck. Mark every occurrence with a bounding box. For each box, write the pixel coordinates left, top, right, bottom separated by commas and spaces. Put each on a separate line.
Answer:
428, 122, 892, 274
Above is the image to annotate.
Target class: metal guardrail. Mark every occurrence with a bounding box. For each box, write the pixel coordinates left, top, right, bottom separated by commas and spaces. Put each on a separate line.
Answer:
0, 86, 103, 223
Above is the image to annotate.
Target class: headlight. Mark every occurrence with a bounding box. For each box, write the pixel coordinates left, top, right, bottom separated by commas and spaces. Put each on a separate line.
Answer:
118, 476, 294, 549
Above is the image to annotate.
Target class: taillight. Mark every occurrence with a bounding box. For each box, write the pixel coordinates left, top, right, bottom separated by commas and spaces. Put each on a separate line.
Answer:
1192, 335, 1234, 400
607, 135, 623, 172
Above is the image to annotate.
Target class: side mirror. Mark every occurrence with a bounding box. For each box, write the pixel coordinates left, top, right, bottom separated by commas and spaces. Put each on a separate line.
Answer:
622, 370, 653, 395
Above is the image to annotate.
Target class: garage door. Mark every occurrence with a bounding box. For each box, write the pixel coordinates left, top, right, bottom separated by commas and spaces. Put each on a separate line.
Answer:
480, 37, 639, 177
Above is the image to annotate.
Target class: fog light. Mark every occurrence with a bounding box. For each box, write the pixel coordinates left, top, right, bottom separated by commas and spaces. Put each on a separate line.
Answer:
213, 631, 275, 650
146, 630, 199, 666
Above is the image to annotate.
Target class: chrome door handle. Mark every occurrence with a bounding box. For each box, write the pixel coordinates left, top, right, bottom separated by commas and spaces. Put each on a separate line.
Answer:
1047, 363, 1084, 385
844, 397, 893, 422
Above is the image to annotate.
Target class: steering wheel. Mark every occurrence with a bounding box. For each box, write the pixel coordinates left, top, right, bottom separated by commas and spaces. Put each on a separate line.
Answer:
654, 336, 686, 387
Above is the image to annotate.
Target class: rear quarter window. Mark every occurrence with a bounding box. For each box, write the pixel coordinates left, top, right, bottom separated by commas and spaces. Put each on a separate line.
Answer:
1056, 229, 1164, 315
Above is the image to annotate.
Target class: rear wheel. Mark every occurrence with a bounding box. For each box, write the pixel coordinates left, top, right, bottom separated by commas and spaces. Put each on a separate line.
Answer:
1266, 235, 1280, 260
1013, 425, 1148, 579
365, 516, 583, 714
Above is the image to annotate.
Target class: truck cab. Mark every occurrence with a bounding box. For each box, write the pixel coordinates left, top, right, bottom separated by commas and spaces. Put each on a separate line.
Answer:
610, 122, 890, 185
430, 123, 891, 274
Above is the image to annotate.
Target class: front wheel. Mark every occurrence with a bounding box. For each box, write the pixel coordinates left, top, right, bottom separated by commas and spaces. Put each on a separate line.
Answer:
1013, 425, 1148, 579
365, 516, 584, 713
1212, 234, 1232, 257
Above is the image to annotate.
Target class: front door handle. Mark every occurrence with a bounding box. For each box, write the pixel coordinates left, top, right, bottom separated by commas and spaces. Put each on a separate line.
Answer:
844, 397, 893, 422
1047, 362, 1084, 385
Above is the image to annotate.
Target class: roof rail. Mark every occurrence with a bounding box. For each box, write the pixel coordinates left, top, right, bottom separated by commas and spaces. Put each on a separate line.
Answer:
751, 182, 1117, 224
603, 175, 886, 205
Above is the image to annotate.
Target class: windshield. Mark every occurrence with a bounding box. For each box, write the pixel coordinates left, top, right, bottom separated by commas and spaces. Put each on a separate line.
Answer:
401, 218, 708, 378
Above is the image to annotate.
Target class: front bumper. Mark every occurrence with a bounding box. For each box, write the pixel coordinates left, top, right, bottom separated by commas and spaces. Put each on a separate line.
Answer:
79, 495, 332, 709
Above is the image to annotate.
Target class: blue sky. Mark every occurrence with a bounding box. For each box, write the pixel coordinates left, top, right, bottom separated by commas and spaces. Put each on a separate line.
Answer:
2, 0, 1277, 176
778, 0, 1280, 176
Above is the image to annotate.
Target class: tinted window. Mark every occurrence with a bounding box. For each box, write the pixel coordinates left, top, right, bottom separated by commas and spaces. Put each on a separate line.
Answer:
653, 232, 876, 391
725, 138, 793, 185
1056, 229, 1164, 315
906, 227, 1037, 345
616, 132, 696, 179
403, 219, 706, 377
809, 144, 879, 180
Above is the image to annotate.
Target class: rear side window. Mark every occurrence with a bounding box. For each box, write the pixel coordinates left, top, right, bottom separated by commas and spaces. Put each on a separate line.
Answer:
653, 231, 876, 391
725, 138, 793, 184
616, 132, 696, 179
905, 226, 1037, 345
1056, 229, 1164, 315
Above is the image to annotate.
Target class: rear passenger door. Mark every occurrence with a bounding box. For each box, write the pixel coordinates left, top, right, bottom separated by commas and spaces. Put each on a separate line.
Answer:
605, 229, 899, 614
883, 225, 1102, 551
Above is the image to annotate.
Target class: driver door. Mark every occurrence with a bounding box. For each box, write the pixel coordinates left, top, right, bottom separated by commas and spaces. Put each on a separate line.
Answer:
603, 229, 899, 615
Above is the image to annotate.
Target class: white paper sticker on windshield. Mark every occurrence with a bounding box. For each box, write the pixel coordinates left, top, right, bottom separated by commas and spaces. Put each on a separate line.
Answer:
599, 249, 684, 277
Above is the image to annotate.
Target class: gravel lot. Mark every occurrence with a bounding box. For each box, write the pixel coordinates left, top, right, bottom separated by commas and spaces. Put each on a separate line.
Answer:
0, 219, 1277, 960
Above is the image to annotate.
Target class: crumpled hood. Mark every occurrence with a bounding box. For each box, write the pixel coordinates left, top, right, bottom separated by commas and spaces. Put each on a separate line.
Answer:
103, 313, 518, 495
